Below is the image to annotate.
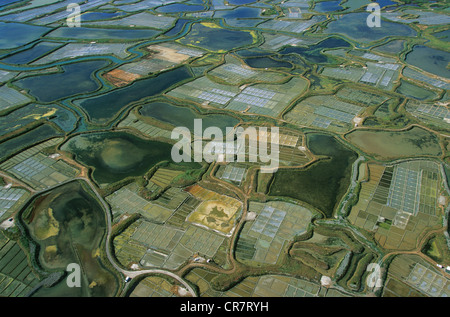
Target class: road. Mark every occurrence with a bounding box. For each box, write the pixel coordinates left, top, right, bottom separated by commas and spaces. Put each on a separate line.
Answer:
3, 143, 449, 297
177, 162, 249, 277
2, 172, 198, 297
80, 177, 199, 297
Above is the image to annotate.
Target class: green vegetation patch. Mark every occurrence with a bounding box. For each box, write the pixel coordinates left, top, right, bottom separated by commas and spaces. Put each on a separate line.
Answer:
345, 127, 442, 159
61, 131, 174, 185
269, 134, 357, 217
21, 181, 118, 297
422, 234, 450, 265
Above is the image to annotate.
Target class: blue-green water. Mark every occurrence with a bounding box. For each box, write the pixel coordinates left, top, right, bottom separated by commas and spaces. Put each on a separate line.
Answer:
244, 56, 292, 68
0, 103, 77, 135
324, 12, 416, 43
405, 45, 450, 79
77, 66, 193, 124
340, 0, 398, 12
165, 19, 190, 36
45, 27, 160, 41
225, 19, 265, 28
373, 39, 405, 55
279, 37, 351, 64
82, 11, 126, 21
0, 124, 62, 161
0, 0, 24, 8
214, 7, 261, 19
0, 18, 201, 131
432, 29, 450, 42
156, 3, 205, 13
314, 0, 343, 12
0, 22, 51, 50
236, 48, 272, 57
0, 19, 199, 72
227, 0, 255, 4
139, 101, 240, 134
396, 79, 438, 101
14, 60, 109, 103
376, 0, 398, 7
1, 42, 62, 65
179, 23, 254, 51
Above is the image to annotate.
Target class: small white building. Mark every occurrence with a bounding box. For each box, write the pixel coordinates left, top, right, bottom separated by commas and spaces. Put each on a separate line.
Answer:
320, 275, 332, 287
48, 153, 60, 159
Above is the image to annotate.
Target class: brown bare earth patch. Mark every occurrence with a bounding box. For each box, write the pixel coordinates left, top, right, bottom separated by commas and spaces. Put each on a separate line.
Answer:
145, 45, 191, 63
104, 69, 142, 87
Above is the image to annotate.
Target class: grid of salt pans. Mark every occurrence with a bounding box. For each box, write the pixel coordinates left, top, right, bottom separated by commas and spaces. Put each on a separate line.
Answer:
222, 64, 256, 78
407, 263, 450, 297
197, 91, 231, 105
311, 117, 331, 128
314, 106, 355, 123
13, 157, 48, 178
379, 72, 395, 87
416, 104, 450, 120
403, 67, 450, 90
266, 35, 304, 50
210, 88, 237, 97
221, 165, 246, 183
234, 93, 270, 107
249, 205, 286, 239
242, 87, 276, 99
387, 165, 421, 216
0, 86, 32, 110
0, 188, 26, 218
